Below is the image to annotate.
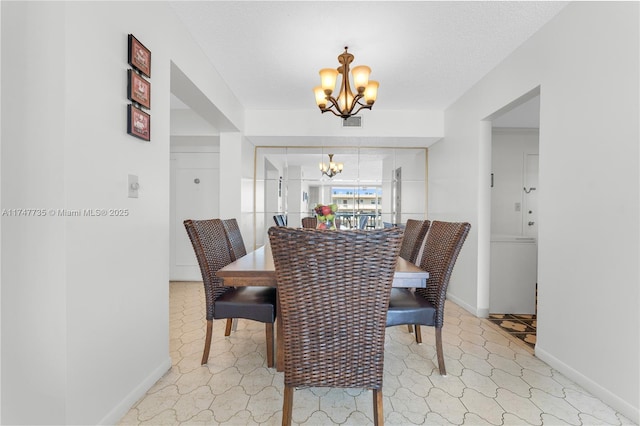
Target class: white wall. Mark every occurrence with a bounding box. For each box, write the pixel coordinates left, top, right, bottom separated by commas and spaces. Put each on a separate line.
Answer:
219, 132, 242, 222
2, 4, 68, 422
240, 137, 256, 249
1, 2, 243, 424
245, 109, 443, 141
395, 149, 428, 222
430, 2, 639, 421
0, 2, 3, 420
285, 166, 303, 229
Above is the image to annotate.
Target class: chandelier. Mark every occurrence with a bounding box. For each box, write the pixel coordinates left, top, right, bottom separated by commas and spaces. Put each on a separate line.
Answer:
313, 47, 379, 119
319, 154, 343, 178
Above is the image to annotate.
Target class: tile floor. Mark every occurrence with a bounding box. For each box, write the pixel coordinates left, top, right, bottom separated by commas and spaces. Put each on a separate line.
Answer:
119, 282, 634, 425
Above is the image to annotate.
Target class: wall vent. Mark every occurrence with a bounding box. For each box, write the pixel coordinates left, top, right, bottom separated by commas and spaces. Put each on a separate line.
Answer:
342, 116, 362, 127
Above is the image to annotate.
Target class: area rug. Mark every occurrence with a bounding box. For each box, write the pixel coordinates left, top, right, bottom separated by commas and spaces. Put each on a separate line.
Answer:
487, 313, 536, 349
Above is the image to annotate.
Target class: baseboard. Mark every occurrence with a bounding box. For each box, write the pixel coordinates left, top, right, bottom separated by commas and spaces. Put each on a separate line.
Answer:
170, 265, 202, 281
446, 293, 488, 318
476, 307, 489, 318
97, 357, 172, 425
535, 346, 639, 424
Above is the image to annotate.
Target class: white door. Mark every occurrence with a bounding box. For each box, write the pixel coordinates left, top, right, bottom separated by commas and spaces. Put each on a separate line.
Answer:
523, 154, 538, 237
170, 152, 219, 280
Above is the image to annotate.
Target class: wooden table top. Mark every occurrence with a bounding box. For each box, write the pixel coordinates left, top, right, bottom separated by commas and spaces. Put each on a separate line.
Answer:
217, 244, 428, 287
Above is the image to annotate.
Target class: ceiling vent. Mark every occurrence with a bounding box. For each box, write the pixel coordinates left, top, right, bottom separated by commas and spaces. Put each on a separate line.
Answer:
342, 116, 362, 128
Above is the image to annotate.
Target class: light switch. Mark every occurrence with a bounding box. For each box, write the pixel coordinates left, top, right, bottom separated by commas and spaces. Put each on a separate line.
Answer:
128, 174, 139, 198
515, 202, 521, 212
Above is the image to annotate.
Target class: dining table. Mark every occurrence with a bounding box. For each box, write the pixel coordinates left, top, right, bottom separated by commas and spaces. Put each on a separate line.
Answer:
217, 243, 429, 371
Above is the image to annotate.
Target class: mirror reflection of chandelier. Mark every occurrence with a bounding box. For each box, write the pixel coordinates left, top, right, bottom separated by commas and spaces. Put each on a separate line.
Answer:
313, 47, 379, 119
319, 154, 343, 178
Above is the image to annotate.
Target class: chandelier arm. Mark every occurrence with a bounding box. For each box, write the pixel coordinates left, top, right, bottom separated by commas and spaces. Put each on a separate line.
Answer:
350, 103, 373, 116
347, 93, 365, 115
322, 107, 344, 117
326, 96, 342, 111
322, 97, 346, 117
353, 98, 370, 108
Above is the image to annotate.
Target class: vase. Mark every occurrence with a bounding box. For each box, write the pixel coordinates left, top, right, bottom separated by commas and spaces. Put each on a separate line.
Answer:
316, 218, 336, 230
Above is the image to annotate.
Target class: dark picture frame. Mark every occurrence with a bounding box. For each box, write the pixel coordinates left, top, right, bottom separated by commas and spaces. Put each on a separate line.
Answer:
127, 104, 151, 141
128, 34, 151, 78
127, 69, 151, 109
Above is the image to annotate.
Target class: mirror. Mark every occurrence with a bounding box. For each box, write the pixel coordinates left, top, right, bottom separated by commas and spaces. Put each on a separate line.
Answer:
254, 146, 427, 246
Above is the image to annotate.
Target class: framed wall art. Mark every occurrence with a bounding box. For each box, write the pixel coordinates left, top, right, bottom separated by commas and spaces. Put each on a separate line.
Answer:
128, 34, 151, 78
127, 104, 151, 141
127, 69, 151, 109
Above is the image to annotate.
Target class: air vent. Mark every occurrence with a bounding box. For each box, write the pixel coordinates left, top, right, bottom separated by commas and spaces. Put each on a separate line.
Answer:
342, 116, 362, 127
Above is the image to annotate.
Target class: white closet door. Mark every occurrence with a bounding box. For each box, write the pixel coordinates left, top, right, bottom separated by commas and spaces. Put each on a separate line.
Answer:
170, 153, 219, 280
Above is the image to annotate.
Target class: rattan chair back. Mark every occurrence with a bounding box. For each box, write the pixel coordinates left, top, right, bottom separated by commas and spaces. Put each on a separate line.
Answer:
416, 221, 471, 328
269, 227, 403, 424
222, 218, 247, 261
301, 217, 317, 229
183, 219, 232, 321
399, 219, 430, 264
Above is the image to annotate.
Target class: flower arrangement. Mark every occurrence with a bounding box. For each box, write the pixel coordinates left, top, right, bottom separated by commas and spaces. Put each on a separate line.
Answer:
313, 203, 339, 230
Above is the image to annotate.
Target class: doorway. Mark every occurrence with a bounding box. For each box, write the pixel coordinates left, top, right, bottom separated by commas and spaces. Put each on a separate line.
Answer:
168, 63, 225, 280
487, 92, 540, 349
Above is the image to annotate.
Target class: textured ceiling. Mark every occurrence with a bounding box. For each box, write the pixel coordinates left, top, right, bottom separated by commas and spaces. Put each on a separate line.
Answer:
168, 1, 568, 113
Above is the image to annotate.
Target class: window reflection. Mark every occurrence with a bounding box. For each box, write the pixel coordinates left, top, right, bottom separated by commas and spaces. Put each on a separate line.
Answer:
329, 186, 381, 229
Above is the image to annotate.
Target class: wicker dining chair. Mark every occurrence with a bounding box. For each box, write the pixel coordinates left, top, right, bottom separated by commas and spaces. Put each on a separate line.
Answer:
184, 218, 276, 367
396, 219, 430, 333
269, 227, 404, 426
301, 216, 317, 229
220, 218, 248, 335
222, 218, 247, 260
399, 219, 430, 264
386, 221, 471, 376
